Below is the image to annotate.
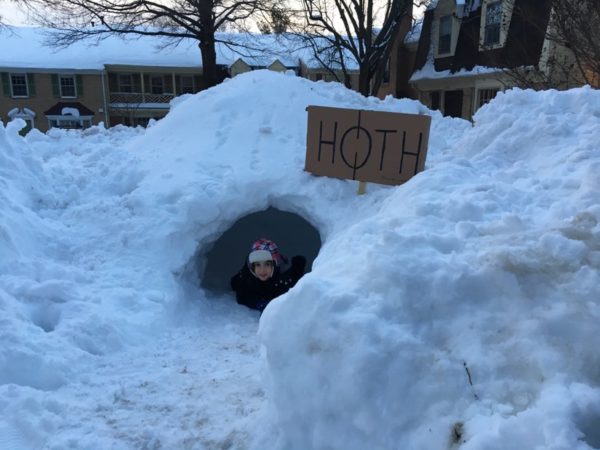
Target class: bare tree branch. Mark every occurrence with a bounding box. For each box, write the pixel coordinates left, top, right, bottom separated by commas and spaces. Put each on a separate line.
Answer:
504, 0, 599, 89
283, 0, 412, 96
20, 0, 276, 87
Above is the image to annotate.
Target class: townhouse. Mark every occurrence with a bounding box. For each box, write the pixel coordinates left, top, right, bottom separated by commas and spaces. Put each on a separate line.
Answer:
0, 28, 365, 133
4, 3, 589, 132
408, 0, 593, 119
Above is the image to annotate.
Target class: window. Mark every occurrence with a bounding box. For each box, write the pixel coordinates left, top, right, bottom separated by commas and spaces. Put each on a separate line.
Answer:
150, 76, 164, 94
48, 117, 92, 129
477, 88, 499, 108
177, 75, 194, 94
118, 74, 134, 93
484, 1, 502, 46
438, 15, 452, 54
11, 73, 28, 97
59, 75, 76, 97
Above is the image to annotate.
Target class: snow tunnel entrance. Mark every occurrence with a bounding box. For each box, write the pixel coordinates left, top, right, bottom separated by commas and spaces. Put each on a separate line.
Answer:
199, 207, 321, 296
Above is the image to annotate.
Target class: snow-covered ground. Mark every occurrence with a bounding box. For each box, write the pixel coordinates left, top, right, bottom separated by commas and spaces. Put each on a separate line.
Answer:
1, 70, 599, 450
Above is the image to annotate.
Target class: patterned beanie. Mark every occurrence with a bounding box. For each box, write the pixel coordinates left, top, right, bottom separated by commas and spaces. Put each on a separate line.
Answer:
248, 238, 283, 266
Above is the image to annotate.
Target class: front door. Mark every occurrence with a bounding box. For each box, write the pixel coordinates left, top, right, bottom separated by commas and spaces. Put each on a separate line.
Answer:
444, 90, 463, 118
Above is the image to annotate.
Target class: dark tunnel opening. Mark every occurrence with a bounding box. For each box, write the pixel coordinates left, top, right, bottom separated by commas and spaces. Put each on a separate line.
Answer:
199, 207, 322, 296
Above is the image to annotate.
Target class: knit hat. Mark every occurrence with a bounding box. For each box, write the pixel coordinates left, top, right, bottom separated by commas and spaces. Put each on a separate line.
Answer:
248, 238, 283, 266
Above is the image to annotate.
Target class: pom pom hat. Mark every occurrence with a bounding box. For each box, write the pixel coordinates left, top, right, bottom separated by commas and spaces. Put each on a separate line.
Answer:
248, 238, 283, 266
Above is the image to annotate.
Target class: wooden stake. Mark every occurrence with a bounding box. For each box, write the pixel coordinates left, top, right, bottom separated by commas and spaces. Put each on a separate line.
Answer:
357, 181, 367, 195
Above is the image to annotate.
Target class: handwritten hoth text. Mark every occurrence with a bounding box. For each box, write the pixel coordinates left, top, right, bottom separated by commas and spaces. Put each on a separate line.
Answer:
305, 106, 431, 186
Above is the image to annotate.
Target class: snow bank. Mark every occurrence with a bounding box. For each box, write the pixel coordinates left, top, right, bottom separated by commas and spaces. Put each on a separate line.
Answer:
259, 86, 600, 449
0, 71, 458, 448
1, 69, 598, 449
0, 120, 46, 260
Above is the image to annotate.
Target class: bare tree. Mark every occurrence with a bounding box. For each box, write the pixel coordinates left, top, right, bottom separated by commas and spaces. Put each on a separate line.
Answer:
546, 0, 599, 86
283, 0, 413, 96
257, 5, 292, 34
21, 0, 275, 88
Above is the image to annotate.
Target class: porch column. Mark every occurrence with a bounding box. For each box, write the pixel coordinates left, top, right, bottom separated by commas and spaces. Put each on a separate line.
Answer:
140, 72, 145, 103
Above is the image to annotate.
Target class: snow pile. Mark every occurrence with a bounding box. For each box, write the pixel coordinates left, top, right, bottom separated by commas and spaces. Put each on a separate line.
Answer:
0, 122, 151, 395
0, 70, 599, 449
0, 120, 47, 262
122, 71, 458, 280
0, 71, 457, 448
260, 86, 600, 449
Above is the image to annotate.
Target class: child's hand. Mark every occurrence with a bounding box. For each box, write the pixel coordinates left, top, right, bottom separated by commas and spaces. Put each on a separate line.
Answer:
291, 255, 306, 271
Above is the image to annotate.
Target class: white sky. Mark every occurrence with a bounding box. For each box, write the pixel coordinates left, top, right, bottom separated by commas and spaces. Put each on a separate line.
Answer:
0, 2, 428, 30
1, 69, 599, 449
0, 1, 30, 25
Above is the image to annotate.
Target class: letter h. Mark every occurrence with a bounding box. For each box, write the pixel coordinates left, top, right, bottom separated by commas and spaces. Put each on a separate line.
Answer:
399, 132, 423, 176
318, 121, 337, 164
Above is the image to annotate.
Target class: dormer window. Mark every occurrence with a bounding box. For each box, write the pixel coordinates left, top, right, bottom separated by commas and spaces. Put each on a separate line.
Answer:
438, 15, 453, 54
484, 1, 502, 45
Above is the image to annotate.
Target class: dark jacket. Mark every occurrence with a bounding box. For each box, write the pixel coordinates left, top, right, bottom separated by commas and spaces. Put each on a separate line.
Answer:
230, 255, 306, 312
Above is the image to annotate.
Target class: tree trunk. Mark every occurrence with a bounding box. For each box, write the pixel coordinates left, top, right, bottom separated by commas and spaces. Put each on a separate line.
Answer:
358, 64, 371, 96
198, 0, 218, 89
199, 38, 218, 88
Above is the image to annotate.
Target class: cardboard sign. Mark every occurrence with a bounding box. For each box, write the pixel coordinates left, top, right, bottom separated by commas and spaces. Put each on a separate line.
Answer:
305, 106, 432, 186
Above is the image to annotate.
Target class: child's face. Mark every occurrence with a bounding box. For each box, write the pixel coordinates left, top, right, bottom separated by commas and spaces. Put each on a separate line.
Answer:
252, 260, 274, 281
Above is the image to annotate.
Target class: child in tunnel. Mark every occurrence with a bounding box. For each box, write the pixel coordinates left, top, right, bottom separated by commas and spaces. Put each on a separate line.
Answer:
230, 238, 306, 313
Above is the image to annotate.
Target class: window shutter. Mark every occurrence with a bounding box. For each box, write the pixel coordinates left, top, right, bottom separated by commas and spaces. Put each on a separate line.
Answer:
51, 74, 60, 97
76, 75, 84, 97
27, 73, 36, 96
1, 72, 10, 96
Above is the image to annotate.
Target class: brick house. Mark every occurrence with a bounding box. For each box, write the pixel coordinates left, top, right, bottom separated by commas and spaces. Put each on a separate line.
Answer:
1, 16, 419, 133
0, 28, 362, 133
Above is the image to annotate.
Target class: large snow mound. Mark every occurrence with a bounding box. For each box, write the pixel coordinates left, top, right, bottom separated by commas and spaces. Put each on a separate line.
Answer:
0, 70, 599, 449
260, 85, 600, 450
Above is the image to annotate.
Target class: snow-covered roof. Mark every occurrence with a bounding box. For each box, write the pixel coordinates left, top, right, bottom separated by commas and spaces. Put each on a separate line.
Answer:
410, 60, 504, 82
0, 27, 201, 70
0, 26, 357, 71
426, 0, 481, 13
